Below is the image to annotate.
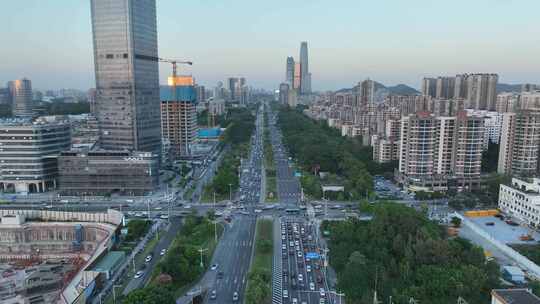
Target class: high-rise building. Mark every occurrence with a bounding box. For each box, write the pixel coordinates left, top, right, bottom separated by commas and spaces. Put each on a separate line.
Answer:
196, 85, 206, 103
465, 73, 499, 110
90, 0, 161, 153
496, 93, 518, 113
436, 77, 456, 99
161, 76, 198, 158
522, 83, 538, 93
421, 77, 437, 98
293, 63, 301, 90
498, 109, 540, 177
287, 88, 298, 108
519, 91, 540, 110
286, 57, 295, 86
398, 111, 484, 191
355, 79, 375, 106
299, 41, 311, 94
279, 83, 289, 105
11, 79, 35, 118
0, 118, 71, 194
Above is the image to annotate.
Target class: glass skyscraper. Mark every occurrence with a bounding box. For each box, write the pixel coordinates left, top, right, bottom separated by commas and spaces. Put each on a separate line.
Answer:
299, 41, 311, 94
90, 0, 161, 153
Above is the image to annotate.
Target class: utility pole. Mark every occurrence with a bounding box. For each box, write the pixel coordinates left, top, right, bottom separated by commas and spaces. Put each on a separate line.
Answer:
229, 183, 233, 202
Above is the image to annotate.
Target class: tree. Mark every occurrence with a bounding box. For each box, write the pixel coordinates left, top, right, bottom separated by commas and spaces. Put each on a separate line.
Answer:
125, 219, 150, 241
124, 286, 175, 304
451, 216, 462, 228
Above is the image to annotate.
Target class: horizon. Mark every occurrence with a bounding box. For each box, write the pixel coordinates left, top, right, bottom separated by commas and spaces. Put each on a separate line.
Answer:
1, 0, 539, 91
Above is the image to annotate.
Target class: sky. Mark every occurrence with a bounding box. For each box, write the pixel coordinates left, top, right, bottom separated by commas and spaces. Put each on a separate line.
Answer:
1, 0, 539, 91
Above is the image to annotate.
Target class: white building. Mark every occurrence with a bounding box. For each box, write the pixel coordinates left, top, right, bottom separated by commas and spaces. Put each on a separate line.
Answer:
499, 177, 540, 227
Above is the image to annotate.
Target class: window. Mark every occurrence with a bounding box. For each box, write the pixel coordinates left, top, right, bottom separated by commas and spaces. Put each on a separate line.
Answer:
123, 53, 128, 58
106, 54, 114, 59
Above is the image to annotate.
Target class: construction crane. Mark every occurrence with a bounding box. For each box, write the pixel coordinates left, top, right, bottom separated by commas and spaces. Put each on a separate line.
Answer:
135, 54, 193, 156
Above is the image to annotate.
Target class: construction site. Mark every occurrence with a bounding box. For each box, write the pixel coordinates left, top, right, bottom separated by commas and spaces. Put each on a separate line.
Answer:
0, 209, 123, 304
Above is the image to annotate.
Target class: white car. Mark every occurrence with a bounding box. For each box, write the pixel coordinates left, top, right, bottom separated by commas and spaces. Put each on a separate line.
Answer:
297, 251, 302, 258
145, 255, 152, 263
319, 288, 326, 297
211, 264, 218, 270
134, 270, 144, 279
298, 274, 303, 281
160, 248, 167, 256
283, 290, 288, 298
306, 265, 311, 272
309, 282, 315, 291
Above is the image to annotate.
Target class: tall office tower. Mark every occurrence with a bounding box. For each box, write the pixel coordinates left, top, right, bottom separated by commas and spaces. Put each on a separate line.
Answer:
293, 63, 301, 90
11, 79, 35, 118
90, 0, 161, 153
498, 110, 540, 176
161, 76, 198, 158
465, 73, 499, 110
299, 41, 311, 94
228, 77, 239, 101
398, 111, 484, 191
436, 77, 455, 99
287, 89, 298, 108
421, 77, 437, 98
286, 57, 295, 86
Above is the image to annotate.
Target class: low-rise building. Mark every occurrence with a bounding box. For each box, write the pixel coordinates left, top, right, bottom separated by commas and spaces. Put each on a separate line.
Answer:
58, 150, 159, 196
499, 177, 540, 228
491, 289, 540, 304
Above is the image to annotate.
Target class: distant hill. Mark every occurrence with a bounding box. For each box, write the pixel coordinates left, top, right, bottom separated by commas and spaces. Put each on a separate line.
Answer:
497, 83, 522, 93
385, 84, 420, 95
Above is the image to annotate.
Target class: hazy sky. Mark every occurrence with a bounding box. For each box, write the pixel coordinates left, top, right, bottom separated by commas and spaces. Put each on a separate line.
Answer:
1, 0, 539, 91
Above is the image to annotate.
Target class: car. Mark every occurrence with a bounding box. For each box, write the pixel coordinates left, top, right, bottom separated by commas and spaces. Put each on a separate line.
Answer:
232, 291, 239, 302
306, 265, 311, 272
282, 244, 286, 250
298, 274, 303, 281
160, 248, 167, 256
297, 251, 302, 258
211, 264, 218, 270
485, 222, 495, 226
210, 290, 217, 300
292, 298, 298, 304
319, 299, 325, 304
283, 290, 288, 298
319, 288, 326, 297
145, 255, 152, 263
217, 271, 224, 279
134, 270, 144, 279
309, 282, 315, 291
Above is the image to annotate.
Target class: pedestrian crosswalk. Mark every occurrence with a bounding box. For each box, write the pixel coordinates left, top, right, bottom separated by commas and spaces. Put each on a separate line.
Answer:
271, 219, 283, 304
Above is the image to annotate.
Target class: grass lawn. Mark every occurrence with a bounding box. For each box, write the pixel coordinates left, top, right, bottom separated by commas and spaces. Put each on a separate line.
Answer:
251, 219, 273, 271
265, 175, 277, 203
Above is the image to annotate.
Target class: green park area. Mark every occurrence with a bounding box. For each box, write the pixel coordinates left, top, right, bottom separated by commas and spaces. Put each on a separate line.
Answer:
244, 219, 273, 304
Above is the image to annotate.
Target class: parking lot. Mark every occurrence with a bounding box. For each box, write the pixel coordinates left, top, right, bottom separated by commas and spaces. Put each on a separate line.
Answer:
468, 215, 540, 245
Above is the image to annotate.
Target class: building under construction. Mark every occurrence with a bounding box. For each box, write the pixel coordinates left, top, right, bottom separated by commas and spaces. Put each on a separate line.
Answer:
160, 76, 198, 159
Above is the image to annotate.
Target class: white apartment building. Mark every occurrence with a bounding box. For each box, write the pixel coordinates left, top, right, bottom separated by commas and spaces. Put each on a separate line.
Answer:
397, 111, 484, 192
499, 177, 540, 228
466, 109, 503, 148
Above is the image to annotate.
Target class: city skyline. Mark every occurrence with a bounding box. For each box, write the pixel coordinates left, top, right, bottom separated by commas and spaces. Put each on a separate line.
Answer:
1, 0, 540, 91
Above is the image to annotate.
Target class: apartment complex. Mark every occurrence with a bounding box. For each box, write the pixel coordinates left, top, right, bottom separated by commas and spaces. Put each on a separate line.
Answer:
422, 73, 498, 110
498, 110, 540, 177
58, 150, 159, 196
397, 111, 485, 191
499, 177, 540, 228
0, 118, 71, 194
160, 76, 198, 158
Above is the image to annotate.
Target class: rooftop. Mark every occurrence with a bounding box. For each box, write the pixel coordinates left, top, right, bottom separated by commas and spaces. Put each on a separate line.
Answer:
91, 251, 125, 272
492, 289, 540, 304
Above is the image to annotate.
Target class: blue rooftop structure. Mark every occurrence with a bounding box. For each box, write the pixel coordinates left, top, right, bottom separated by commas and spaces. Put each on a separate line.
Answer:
198, 128, 222, 138
160, 85, 197, 103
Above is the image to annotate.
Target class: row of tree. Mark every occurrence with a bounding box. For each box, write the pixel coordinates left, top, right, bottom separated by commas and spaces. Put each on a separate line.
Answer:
323, 203, 500, 303
278, 106, 394, 200
124, 213, 216, 304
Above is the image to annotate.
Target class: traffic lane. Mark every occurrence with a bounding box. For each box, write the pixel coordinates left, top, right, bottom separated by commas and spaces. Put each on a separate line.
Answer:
123, 217, 182, 295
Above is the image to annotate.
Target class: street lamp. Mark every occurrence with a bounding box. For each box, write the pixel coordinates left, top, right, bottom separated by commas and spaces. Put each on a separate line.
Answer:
228, 183, 233, 202
198, 247, 208, 268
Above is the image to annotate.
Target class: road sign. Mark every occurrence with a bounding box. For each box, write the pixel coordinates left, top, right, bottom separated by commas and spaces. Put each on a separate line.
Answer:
306, 252, 320, 259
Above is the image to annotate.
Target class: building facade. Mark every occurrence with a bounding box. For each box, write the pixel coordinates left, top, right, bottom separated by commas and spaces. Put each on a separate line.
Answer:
279, 83, 290, 105
11, 79, 35, 118
0, 118, 71, 194
498, 110, 540, 176
397, 111, 484, 192
90, 0, 161, 153
499, 177, 540, 228
58, 150, 159, 196
299, 41, 311, 94
286, 57, 295, 87
161, 76, 198, 158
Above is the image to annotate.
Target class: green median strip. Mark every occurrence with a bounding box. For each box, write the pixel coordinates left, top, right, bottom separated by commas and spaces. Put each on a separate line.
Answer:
244, 218, 273, 304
